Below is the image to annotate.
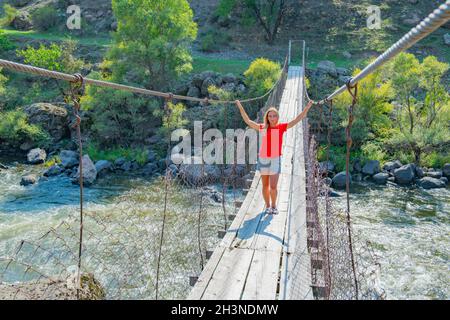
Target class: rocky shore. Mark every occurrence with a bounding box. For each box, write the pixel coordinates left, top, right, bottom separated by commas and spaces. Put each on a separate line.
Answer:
325, 159, 450, 190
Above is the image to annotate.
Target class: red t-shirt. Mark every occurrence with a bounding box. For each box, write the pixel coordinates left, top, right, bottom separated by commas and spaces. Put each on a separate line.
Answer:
259, 122, 288, 158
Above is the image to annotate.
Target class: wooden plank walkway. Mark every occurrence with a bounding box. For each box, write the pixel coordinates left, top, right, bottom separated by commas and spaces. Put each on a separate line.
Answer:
188, 66, 312, 300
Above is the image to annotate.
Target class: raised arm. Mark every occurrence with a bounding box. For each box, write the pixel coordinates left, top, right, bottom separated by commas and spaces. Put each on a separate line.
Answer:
235, 100, 260, 130
287, 100, 315, 129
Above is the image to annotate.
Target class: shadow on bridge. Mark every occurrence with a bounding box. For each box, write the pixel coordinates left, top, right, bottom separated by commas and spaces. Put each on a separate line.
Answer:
227, 212, 286, 247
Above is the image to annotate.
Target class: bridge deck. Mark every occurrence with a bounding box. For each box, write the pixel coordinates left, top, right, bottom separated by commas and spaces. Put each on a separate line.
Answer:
189, 66, 312, 300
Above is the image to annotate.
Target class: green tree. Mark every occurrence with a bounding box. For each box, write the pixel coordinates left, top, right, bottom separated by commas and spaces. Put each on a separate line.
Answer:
108, 0, 197, 90
333, 66, 395, 147
244, 58, 281, 97
387, 53, 450, 164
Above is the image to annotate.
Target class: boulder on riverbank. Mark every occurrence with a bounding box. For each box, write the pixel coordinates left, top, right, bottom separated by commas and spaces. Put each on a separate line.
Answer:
362, 160, 380, 176
0, 273, 105, 300
27, 148, 46, 165
20, 174, 38, 186
373, 172, 389, 185
443, 163, 450, 178
24, 103, 70, 142
332, 171, 351, 189
72, 155, 97, 186
418, 177, 446, 189
43, 165, 64, 177
394, 164, 415, 185
60, 150, 79, 169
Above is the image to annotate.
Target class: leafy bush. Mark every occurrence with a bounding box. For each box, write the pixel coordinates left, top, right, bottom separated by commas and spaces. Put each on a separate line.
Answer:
31, 6, 59, 31
44, 156, 61, 168
17, 41, 87, 73
81, 72, 160, 146
244, 58, 281, 97
86, 143, 149, 165
0, 30, 15, 52
421, 152, 450, 169
361, 142, 387, 163
0, 110, 50, 146
0, 4, 19, 27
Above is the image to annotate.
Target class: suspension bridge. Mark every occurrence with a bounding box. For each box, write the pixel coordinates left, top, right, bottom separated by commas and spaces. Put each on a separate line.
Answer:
0, 1, 448, 300
188, 66, 310, 300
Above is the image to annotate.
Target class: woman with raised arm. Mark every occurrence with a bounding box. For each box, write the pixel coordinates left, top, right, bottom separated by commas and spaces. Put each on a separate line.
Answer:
235, 99, 315, 215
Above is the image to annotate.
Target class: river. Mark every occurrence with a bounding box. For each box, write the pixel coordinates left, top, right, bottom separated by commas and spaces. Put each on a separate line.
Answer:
0, 157, 448, 299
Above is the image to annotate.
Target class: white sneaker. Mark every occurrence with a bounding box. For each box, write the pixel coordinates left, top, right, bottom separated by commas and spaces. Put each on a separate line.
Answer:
271, 207, 279, 215
264, 207, 273, 215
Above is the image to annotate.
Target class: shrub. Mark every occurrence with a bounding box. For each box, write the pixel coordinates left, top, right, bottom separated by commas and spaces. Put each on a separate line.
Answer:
86, 143, 149, 165
0, 4, 19, 27
244, 58, 281, 97
421, 152, 450, 169
0, 30, 15, 52
31, 6, 59, 31
361, 142, 387, 163
0, 110, 50, 146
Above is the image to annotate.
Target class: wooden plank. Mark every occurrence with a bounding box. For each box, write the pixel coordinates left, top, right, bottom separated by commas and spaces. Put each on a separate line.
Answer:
201, 247, 254, 300
241, 250, 281, 300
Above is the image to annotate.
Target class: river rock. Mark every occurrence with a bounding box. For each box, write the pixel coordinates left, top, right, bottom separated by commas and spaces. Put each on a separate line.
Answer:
387, 176, 396, 182
353, 159, 362, 173
418, 177, 445, 189
60, 150, 79, 168
319, 161, 335, 173
142, 162, 158, 176
27, 148, 47, 164
147, 150, 157, 163
415, 166, 425, 178
20, 174, 37, 186
24, 103, 70, 141
440, 177, 448, 185
443, 164, 450, 178
43, 165, 64, 177
179, 157, 208, 186
394, 164, 415, 185
12, 11, 33, 30
222, 73, 237, 83
332, 171, 352, 189
114, 157, 126, 168
73, 155, 97, 186
187, 86, 201, 99
353, 173, 362, 182
362, 160, 381, 176
201, 77, 216, 96
323, 177, 332, 186
373, 172, 389, 185
426, 170, 443, 179
121, 161, 132, 172
317, 61, 338, 78
0, 163, 9, 170
95, 160, 112, 176
383, 160, 402, 172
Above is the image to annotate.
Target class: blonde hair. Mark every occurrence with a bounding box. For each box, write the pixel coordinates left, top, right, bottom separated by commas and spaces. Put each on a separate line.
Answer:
263, 107, 279, 129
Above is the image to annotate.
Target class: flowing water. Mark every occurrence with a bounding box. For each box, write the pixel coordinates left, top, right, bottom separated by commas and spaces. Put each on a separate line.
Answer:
0, 157, 238, 299
333, 182, 449, 300
0, 157, 448, 299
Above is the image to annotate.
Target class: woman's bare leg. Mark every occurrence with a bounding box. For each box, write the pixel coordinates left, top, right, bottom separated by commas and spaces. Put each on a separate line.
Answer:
269, 174, 280, 208
261, 175, 271, 208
